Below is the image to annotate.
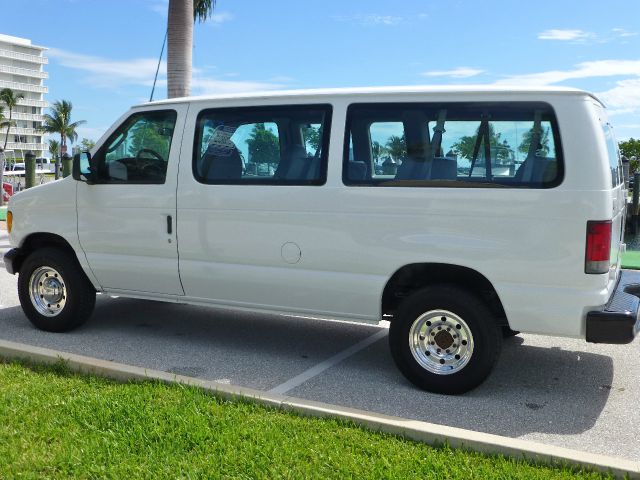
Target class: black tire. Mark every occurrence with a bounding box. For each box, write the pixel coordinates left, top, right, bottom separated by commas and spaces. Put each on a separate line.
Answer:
502, 326, 520, 338
389, 285, 502, 395
18, 247, 96, 332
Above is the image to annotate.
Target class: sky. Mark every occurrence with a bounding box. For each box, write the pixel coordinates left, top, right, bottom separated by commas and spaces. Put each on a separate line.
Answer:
2, 0, 640, 145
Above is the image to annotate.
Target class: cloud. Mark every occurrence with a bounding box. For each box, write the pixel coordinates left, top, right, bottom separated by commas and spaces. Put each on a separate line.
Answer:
210, 12, 234, 25
48, 47, 286, 95
49, 48, 164, 88
492, 59, 640, 114
612, 28, 638, 38
538, 29, 592, 41
422, 67, 484, 79
494, 60, 640, 86
333, 14, 404, 26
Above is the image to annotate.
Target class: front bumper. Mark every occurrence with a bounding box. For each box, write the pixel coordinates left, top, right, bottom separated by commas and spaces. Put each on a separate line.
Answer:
3, 248, 23, 275
586, 270, 640, 344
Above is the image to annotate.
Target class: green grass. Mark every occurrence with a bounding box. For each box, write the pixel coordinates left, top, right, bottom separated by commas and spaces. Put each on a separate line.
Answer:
0, 360, 613, 479
622, 250, 640, 269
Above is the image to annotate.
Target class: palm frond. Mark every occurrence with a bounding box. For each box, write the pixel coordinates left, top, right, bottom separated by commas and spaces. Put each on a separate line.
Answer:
194, 0, 216, 23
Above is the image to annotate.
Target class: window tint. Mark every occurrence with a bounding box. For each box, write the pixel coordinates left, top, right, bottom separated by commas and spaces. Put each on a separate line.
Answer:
344, 102, 563, 188
602, 122, 621, 188
93, 110, 177, 184
193, 105, 332, 185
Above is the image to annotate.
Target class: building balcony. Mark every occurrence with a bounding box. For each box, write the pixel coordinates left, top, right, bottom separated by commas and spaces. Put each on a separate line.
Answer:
4, 142, 47, 152
10, 112, 45, 122
0, 64, 47, 79
16, 98, 48, 108
0, 48, 47, 64
1, 126, 41, 136
0, 79, 47, 94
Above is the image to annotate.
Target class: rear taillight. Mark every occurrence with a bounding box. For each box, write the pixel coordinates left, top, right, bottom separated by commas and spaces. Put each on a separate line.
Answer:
585, 220, 612, 274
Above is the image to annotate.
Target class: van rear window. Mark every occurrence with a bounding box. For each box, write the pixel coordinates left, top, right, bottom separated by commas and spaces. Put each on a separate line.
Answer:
344, 102, 563, 188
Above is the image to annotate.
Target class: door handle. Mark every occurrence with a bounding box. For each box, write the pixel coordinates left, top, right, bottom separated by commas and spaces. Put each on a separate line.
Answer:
167, 215, 173, 235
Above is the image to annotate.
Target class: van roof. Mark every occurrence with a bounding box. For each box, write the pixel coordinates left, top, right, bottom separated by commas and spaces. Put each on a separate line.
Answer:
134, 85, 605, 108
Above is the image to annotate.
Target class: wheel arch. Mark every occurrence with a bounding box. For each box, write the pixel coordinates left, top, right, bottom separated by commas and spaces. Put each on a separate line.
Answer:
381, 263, 509, 326
13, 233, 84, 275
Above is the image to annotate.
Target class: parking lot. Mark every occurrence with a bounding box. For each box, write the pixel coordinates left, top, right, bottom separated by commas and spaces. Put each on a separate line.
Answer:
1, 231, 638, 462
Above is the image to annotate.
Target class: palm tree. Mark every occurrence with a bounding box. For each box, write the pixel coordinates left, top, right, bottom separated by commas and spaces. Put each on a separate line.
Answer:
0, 88, 24, 151
0, 106, 13, 206
48, 139, 59, 174
40, 100, 86, 179
167, 0, 216, 98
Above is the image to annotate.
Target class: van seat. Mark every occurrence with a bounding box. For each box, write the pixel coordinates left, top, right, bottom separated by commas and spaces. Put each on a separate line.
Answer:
202, 145, 243, 180
515, 155, 557, 184
395, 156, 457, 181
276, 145, 320, 181
348, 161, 367, 180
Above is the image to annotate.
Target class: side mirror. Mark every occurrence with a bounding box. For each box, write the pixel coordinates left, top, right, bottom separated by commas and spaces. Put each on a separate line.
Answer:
72, 151, 94, 183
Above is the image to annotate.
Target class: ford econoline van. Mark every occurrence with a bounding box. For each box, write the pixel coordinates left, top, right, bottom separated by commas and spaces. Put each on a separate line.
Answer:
3, 86, 638, 394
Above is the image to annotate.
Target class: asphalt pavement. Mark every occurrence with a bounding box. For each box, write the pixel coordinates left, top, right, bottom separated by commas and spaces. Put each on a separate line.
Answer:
0, 230, 638, 462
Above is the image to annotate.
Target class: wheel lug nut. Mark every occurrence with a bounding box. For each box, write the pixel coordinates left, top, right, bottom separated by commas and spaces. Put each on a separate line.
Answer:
419, 335, 425, 340
462, 340, 467, 346
439, 359, 445, 364
456, 324, 461, 329
446, 349, 450, 353
455, 354, 460, 360
425, 351, 431, 356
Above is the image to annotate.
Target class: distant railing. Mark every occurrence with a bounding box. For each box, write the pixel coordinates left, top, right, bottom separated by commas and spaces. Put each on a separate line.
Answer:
4, 142, 46, 151
16, 98, 48, 108
2, 126, 41, 135
10, 112, 45, 122
0, 64, 47, 79
0, 48, 47, 64
0, 79, 47, 94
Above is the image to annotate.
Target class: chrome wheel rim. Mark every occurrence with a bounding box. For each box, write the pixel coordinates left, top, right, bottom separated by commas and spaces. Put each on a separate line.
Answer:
28, 266, 67, 317
409, 309, 474, 375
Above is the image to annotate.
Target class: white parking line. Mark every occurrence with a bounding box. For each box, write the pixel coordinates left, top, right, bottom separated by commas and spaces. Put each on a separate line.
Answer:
269, 328, 388, 395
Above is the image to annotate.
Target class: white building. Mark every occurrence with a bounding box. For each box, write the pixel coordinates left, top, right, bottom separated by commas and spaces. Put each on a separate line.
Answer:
0, 33, 47, 160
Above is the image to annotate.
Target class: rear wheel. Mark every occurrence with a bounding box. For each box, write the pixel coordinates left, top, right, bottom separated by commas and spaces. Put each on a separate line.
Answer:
18, 247, 96, 332
389, 285, 502, 394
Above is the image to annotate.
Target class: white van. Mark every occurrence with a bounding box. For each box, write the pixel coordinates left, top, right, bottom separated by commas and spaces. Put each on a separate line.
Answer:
3, 86, 637, 394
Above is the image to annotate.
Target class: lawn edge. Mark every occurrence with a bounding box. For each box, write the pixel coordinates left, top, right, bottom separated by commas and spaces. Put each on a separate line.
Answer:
0, 338, 636, 479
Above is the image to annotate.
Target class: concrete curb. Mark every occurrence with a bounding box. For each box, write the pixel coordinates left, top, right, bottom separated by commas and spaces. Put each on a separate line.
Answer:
0, 338, 637, 478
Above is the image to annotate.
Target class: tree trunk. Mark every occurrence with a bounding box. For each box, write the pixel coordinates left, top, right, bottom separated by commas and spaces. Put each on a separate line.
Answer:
167, 0, 193, 99
55, 134, 64, 180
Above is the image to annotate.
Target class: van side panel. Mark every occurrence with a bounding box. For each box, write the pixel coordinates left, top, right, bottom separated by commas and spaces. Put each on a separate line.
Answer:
174, 93, 617, 338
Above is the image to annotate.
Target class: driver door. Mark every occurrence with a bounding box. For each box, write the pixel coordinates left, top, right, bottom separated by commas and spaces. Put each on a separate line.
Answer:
77, 105, 187, 295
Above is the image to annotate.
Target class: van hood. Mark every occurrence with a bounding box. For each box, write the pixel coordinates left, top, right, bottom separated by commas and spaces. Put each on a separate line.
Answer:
8, 176, 76, 212
7, 177, 77, 248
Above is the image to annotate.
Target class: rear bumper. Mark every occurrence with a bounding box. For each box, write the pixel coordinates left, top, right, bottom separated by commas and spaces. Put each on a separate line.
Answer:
586, 270, 640, 344
3, 248, 23, 275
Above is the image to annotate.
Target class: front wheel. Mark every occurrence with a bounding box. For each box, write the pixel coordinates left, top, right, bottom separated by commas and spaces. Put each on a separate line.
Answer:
389, 285, 502, 395
18, 247, 96, 332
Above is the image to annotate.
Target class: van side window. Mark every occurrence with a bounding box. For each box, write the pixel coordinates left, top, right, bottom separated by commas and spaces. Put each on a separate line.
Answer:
193, 105, 332, 185
93, 110, 177, 184
344, 102, 563, 188
602, 122, 621, 188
